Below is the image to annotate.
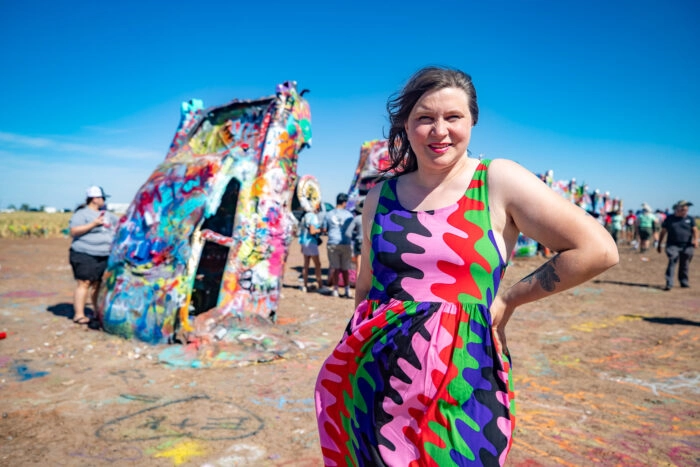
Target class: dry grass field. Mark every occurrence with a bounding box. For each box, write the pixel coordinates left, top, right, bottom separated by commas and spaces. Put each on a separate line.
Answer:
0, 212, 73, 238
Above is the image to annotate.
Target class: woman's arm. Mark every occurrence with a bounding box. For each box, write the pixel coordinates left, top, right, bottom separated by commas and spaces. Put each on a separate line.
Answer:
308, 222, 320, 235
70, 212, 104, 238
354, 184, 382, 308
488, 159, 619, 352
657, 226, 667, 252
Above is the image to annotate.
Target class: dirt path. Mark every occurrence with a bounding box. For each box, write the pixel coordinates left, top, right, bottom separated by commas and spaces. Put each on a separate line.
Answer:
0, 238, 698, 466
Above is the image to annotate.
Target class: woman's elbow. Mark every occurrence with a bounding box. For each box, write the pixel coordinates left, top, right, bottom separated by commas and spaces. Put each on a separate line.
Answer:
598, 234, 620, 270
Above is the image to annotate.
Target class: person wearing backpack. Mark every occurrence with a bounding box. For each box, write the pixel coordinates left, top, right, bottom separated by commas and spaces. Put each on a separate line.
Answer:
298, 206, 323, 293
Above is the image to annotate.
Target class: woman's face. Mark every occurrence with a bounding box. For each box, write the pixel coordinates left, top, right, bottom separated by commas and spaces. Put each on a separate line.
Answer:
405, 86, 473, 169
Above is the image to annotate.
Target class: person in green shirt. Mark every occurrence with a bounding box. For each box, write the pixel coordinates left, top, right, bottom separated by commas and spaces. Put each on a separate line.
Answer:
636, 204, 658, 253
610, 210, 623, 244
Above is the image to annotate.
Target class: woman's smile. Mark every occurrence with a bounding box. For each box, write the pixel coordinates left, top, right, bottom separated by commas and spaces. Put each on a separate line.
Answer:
428, 143, 451, 154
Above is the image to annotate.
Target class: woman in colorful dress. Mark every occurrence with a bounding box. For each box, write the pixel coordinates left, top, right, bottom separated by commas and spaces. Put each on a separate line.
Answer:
314, 66, 619, 466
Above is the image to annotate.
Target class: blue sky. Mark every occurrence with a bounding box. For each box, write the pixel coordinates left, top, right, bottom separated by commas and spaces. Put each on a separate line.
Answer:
1, 0, 698, 215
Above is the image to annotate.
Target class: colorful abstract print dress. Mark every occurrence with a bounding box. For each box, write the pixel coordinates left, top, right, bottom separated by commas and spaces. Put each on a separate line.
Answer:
315, 160, 515, 466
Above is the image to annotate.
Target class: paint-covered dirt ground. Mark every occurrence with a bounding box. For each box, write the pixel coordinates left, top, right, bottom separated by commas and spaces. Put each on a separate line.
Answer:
1, 237, 698, 466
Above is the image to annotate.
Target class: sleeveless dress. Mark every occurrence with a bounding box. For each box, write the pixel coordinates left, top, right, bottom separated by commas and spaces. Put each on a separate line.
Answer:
314, 160, 515, 466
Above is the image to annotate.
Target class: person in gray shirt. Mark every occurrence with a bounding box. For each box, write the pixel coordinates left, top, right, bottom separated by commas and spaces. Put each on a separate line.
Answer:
322, 193, 354, 298
68, 186, 119, 325
345, 198, 364, 283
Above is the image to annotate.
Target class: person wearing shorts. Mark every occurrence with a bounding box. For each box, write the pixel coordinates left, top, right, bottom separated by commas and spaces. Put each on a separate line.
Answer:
345, 198, 364, 281
322, 193, 354, 298
298, 207, 323, 292
68, 186, 118, 325
636, 204, 658, 253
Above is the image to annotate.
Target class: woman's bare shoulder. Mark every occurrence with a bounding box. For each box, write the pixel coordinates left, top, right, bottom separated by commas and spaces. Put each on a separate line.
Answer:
488, 158, 548, 194
487, 158, 529, 177
363, 181, 383, 216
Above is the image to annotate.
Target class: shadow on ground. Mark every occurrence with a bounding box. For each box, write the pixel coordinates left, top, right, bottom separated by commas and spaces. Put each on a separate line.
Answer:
46, 302, 74, 319
624, 314, 700, 327
593, 279, 663, 289
47, 303, 100, 329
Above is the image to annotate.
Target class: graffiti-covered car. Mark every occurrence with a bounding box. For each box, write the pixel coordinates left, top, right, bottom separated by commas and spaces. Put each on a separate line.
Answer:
98, 82, 311, 345
346, 139, 394, 211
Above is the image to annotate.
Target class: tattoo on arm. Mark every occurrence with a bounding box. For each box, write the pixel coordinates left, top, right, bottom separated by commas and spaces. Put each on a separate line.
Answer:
521, 254, 561, 292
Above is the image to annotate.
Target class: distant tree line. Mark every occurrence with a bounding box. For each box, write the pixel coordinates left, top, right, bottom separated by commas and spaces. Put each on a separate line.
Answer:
3, 204, 72, 213
5, 204, 44, 212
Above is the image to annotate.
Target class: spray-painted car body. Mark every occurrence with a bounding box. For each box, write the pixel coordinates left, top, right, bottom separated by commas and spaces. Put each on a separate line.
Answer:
346, 139, 393, 210
98, 82, 311, 344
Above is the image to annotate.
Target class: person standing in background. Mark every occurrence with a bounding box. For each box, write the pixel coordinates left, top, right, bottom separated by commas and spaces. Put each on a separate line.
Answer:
322, 193, 354, 298
658, 200, 697, 291
298, 205, 323, 293
68, 186, 118, 325
345, 198, 364, 281
654, 209, 667, 248
610, 209, 623, 244
636, 204, 657, 253
624, 209, 637, 244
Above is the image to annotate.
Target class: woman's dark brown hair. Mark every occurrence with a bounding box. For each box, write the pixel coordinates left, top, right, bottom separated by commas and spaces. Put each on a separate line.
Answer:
384, 66, 479, 175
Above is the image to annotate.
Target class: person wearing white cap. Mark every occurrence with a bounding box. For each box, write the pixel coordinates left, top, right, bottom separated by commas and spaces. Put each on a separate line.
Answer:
67, 186, 119, 325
